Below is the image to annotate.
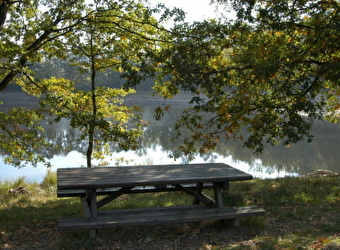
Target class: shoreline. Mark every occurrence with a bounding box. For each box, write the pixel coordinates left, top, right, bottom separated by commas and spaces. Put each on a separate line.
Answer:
0, 90, 194, 111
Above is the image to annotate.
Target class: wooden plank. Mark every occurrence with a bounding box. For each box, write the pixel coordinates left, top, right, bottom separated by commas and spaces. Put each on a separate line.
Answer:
58, 206, 265, 230
57, 183, 215, 197
57, 163, 253, 190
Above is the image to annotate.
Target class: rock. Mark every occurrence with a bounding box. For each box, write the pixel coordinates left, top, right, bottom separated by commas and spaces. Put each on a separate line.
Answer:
9, 186, 29, 195
304, 170, 339, 177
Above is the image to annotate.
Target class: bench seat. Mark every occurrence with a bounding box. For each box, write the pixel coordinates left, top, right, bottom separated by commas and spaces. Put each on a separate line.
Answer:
58, 205, 265, 230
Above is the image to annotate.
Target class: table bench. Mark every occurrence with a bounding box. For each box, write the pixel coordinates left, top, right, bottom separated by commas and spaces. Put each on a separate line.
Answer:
57, 163, 265, 236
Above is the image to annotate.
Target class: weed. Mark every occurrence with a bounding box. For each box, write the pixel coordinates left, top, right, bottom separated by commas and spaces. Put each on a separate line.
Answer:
40, 169, 57, 192
12, 176, 28, 187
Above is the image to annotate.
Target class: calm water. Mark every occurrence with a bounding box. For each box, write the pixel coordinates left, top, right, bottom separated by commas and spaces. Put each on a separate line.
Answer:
1, 92, 340, 182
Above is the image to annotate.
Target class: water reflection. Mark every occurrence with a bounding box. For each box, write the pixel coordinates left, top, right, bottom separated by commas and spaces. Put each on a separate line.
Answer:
1, 105, 340, 182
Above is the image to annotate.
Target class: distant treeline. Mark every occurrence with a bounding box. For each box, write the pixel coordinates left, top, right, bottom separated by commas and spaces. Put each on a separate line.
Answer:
6, 58, 155, 92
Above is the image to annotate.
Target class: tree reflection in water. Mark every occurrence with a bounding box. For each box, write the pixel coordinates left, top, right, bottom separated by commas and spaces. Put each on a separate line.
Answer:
1, 105, 340, 182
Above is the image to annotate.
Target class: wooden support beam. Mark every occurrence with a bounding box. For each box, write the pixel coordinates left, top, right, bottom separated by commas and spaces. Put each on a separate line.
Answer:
174, 184, 215, 207
80, 197, 91, 217
97, 187, 133, 209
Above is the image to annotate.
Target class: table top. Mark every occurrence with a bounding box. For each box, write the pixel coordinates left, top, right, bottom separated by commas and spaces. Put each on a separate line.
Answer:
57, 163, 253, 190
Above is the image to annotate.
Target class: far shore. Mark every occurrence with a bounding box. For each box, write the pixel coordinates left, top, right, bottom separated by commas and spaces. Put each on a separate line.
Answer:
0, 90, 195, 111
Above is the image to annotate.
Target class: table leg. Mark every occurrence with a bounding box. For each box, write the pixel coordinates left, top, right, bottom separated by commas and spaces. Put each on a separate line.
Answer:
193, 183, 204, 205
90, 189, 98, 217
85, 189, 98, 238
85, 189, 98, 217
213, 183, 225, 208
213, 182, 240, 226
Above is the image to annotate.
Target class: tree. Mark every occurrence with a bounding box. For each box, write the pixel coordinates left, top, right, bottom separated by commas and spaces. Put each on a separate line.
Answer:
149, 0, 340, 158
0, 0, 182, 167
31, 0, 161, 167
0, 0, 91, 166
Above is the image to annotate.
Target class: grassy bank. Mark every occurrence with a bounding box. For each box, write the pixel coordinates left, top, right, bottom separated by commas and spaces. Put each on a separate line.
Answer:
0, 171, 340, 249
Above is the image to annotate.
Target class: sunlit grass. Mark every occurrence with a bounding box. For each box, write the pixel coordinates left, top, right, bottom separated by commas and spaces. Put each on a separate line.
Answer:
225, 234, 340, 250
1, 173, 340, 249
100, 191, 193, 210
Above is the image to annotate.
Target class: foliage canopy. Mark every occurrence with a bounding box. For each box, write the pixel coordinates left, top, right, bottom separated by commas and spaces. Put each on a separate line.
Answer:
0, 0, 339, 166
0, 0, 179, 167
150, 0, 340, 157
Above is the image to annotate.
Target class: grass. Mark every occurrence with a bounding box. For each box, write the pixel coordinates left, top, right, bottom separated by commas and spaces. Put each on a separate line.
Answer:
222, 177, 340, 250
0, 172, 340, 249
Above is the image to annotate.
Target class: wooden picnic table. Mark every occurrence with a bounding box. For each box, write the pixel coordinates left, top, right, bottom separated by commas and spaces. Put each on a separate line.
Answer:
57, 163, 264, 235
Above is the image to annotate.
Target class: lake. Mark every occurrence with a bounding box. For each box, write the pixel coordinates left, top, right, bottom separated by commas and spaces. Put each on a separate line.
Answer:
1, 91, 340, 182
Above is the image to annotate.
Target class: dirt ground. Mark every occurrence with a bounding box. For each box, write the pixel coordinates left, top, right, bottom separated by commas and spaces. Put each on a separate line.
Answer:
2, 218, 270, 250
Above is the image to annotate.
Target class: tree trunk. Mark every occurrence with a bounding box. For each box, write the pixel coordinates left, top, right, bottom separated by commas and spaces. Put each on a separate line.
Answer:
86, 29, 97, 168
0, 0, 10, 29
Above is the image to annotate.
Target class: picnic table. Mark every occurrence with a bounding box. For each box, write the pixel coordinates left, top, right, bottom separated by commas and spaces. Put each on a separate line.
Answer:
57, 163, 265, 236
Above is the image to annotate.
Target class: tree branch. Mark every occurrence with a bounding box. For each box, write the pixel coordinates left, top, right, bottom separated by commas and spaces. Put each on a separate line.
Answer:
0, 8, 92, 92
